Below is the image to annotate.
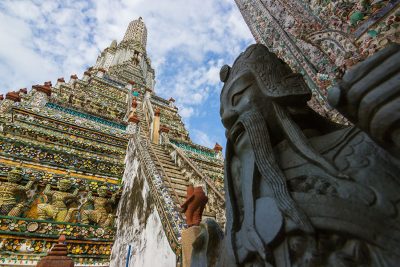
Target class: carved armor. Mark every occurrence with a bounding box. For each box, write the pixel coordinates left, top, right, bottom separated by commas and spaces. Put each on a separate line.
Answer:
37, 179, 78, 222
192, 43, 400, 267
81, 186, 115, 227
0, 167, 34, 216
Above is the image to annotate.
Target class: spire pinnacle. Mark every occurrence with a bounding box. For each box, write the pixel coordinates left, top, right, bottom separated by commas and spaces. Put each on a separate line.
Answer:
123, 17, 147, 49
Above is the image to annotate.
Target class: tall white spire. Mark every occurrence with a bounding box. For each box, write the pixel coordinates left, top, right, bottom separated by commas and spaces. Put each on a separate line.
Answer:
122, 17, 147, 49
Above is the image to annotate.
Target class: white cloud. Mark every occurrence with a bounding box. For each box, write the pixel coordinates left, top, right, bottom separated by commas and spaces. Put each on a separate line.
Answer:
0, 0, 253, 146
192, 129, 214, 148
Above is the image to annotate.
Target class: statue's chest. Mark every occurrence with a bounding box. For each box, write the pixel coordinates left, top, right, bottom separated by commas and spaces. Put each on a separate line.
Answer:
0, 183, 17, 193
274, 128, 400, 205
53, 192, 68, 201
95, 198, 107, 206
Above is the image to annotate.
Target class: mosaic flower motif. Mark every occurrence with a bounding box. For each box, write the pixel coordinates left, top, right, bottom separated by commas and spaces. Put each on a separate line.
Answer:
8, 223, 18, 231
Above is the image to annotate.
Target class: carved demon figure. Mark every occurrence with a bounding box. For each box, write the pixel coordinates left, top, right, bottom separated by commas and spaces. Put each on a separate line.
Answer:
0, 167, 34, 217
81, 186, 116, 227
191, 44, 400, 267
37, 178, 78, 222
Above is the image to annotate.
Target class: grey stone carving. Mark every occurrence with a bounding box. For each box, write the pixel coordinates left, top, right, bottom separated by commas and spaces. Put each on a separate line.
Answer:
192, 43, 400, 266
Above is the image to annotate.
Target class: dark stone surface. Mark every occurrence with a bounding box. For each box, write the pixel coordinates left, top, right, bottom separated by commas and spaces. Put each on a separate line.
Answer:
192, 43, 400, 266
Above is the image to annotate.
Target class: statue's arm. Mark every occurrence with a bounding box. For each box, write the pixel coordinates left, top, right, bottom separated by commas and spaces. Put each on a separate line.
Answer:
43, 184, 53, 196
328, 43, 400, 156
70, 188, 79, 198
86, 190, 94, 202
23, 177, 37, 191
109, 192, 117, 203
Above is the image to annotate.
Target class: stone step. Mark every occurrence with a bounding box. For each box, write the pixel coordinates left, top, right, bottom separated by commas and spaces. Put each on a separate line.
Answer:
159, 171, 185, 181
162, 171, 186, 182
156, 163, 180, 171
153, 153, 172, 161
170, 177, 189, 186
156, 157, 175, 164
166, 183, 187, 193
160, 166, 183, 176
168, 182, 188, 191
167, 187, 187, 198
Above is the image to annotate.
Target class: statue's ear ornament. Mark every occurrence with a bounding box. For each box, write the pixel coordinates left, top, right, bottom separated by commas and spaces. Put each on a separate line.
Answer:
220, 65, 231, 83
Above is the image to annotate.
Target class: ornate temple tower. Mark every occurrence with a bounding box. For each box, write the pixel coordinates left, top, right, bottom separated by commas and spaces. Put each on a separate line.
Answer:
95, 17, 155, 89
0, 18, 224, 267
235, 0, 399, 120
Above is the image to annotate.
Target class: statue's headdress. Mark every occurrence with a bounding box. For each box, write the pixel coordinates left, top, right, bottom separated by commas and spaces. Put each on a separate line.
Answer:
220, 44, 311, 105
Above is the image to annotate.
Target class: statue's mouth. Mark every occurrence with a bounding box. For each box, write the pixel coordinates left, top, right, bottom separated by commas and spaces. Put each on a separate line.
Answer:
229, 122, 245, 145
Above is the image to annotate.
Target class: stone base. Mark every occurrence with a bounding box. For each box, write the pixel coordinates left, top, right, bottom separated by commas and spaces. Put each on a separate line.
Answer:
181, 226, 201, 267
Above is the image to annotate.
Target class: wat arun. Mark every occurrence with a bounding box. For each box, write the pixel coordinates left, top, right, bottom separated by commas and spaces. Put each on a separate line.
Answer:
1, 1, 399, 266
0, 17, 225, 266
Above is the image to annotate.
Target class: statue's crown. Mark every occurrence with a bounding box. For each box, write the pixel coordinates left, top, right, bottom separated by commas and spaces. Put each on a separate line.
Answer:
220, 44, 311, 105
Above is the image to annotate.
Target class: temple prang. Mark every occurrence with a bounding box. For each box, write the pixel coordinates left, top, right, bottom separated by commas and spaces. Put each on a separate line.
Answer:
0, 17, 224, 266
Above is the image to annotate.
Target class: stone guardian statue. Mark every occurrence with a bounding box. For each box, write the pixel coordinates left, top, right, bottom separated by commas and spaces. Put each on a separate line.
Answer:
192, 43, 400, 267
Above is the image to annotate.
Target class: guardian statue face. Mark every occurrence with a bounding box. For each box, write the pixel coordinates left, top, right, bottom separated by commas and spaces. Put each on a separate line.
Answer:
7, 167, 23, 183
98, 186, 108, 197
57, 179, 72, 191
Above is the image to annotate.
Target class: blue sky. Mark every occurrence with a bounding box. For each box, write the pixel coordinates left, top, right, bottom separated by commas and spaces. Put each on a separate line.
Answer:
0, 0, 253, 150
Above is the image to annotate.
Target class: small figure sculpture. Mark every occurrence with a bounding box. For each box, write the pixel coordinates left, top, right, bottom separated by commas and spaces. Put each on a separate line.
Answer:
181, 185, 208, 227
0, 166, 34, 217
81, 186, 116, 227
37, 178, 78, 222
191, 43, 400, 266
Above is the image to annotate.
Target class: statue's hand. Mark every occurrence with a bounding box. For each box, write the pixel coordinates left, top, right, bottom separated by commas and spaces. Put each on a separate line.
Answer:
328, 43, 400, 155
235, 225, 266, 263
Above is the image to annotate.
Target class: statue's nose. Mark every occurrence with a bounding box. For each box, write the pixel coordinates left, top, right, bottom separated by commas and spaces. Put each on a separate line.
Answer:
221, 109, 239, 130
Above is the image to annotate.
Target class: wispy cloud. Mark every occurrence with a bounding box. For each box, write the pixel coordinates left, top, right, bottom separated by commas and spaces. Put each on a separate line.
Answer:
0, 0, 253, 147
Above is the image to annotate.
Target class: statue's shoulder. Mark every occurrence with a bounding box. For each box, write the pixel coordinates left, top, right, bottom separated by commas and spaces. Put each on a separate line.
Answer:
275, 126, 357, 168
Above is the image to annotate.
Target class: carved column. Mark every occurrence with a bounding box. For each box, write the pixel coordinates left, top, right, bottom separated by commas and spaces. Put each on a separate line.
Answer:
69, 75, 78, 89
0, 91, 20, 113
159, 125, 170, 145
152, 108, 161, 144
30, 84, 51, 107
82, 71, 91, 82
96, 68, 106, 78
168, 97, 175, 108
213, 143, 223, 160
131, 98, 137, 113
55, 78, 65, 89
144, 87, 152, 99
127, 113, 140, 134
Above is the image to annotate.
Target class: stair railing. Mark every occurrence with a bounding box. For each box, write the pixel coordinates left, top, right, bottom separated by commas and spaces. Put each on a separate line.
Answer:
142, 96, 154, 137
160, 132, 226, 226
132, 127, 185, 256
147, 142, 182, 206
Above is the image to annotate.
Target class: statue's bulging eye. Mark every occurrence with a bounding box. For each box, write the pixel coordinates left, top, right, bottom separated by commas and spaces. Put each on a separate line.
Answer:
232, 84, 251, 106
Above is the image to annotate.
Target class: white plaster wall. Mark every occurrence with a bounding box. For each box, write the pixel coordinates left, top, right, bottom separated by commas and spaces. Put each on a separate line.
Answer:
110, 139, 176, 267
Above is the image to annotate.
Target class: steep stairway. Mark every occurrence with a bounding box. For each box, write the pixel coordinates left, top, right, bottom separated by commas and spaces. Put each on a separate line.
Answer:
135, 102, 216, 219
150, 143, 188, 205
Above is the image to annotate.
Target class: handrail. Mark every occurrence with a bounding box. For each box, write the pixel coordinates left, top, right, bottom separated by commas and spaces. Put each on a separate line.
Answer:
143, 97, 154, 120
169, 142, 224, 201
132, 133, 184, 254
147, 142, 182, 206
